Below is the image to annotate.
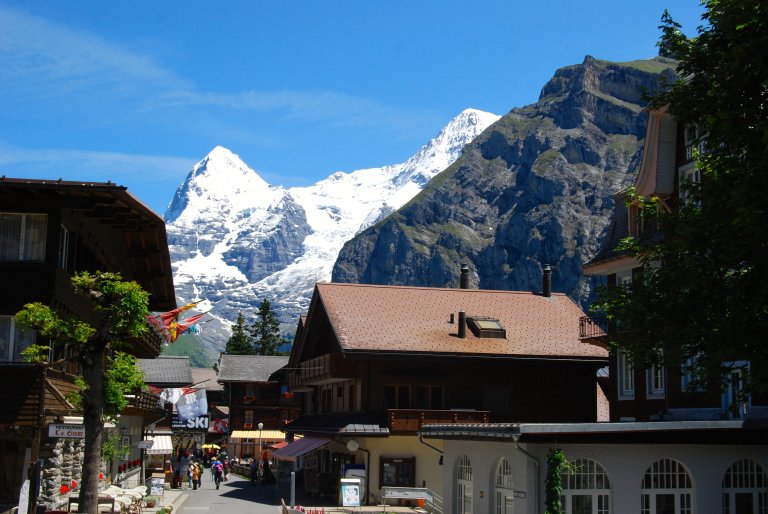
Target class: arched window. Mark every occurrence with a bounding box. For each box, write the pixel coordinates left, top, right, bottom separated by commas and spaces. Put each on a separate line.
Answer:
641, 458, 693, 514
722, 459, 768, 513
494, 458, 514, 514
455, 455, 473, 514
561, 458, 611, 514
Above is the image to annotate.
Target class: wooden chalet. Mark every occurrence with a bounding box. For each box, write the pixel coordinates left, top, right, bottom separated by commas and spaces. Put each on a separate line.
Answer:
217, 354, 297, 460
279, 274, 607, 503
0, 178, 175, 509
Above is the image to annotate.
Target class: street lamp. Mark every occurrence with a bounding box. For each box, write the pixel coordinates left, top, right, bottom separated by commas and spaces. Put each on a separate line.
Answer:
257, 422, 264, 461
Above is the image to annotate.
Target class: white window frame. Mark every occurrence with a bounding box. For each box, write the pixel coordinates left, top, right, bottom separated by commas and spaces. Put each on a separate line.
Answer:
646, 351, 666, 399
494, 458, 514, 514
58, 225, 69, 269
641, 458, 694, 514
0, 316, 37, 362
561, 458, 611, 514
722, 458, 768, 514
722, 362, 751, 419
455, 455, 473, 514
681, 356, 707, 393
618, 350, 635, 400
0, 213, 48, 262
679, 162, 702, 207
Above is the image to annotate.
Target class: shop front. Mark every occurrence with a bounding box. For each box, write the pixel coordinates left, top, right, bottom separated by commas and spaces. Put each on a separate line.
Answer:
273, 438, 361, 503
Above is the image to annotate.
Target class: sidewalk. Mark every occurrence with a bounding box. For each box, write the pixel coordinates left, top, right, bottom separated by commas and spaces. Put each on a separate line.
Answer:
142, 487, 188, 513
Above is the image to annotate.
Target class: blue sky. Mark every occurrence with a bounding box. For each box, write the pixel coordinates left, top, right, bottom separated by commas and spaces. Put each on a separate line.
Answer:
0, 0, 705, 216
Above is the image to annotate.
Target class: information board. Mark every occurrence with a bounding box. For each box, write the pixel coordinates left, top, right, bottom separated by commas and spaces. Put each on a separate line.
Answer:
340, 478, 361, 507
150, 475, 165, 496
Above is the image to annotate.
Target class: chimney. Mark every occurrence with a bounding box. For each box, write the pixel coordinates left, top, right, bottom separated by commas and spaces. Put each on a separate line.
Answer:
449, 313, 455, 324
543, 264, 552, 297
460, 264, 470, 289
458, 310, 467, 338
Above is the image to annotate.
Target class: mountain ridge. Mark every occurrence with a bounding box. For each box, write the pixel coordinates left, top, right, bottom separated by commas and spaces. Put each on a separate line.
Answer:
163, 109, 500, 364
331, 56, 678, 305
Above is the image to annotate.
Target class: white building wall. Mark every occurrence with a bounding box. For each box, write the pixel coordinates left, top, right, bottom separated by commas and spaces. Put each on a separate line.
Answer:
438, 439, 768, 514
358, 435, 444, 505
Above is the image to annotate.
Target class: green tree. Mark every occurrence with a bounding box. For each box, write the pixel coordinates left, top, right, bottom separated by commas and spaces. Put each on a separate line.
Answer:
15, 271, 149, 514
224, 312, 254, 355
249, 299, 286, 355
594, 1, 768, 396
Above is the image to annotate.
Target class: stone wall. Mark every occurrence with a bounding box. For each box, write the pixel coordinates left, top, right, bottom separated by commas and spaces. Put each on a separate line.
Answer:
39, 439, 84, 509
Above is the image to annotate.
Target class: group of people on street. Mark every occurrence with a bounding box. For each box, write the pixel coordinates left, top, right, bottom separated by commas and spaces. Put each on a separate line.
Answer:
173, 447, 230, 491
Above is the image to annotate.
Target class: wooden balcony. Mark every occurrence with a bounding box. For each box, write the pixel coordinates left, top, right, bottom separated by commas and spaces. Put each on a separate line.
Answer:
579, 316, 609, 347
122, 389, 169, 419
387, 409, 490, 434
287, 353, 357, 390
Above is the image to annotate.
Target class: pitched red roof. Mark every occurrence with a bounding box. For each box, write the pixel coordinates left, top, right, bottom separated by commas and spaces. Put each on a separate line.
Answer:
314, 283, 607, 360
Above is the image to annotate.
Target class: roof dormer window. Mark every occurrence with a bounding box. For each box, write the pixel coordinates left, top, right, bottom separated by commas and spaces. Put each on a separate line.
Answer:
467, 317, 506, 339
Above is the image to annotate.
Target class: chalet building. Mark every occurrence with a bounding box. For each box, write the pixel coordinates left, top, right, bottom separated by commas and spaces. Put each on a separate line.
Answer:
581, 109, 768, 422
0, 178, 175, 511
216, 354, 297, 460
416, 110, 768, 514
279, 275, 607, 504
190, 367, 229, 448
137, 355, 194, 487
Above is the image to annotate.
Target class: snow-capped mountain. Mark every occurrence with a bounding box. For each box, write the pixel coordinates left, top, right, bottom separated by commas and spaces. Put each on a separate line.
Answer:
165, 109, 500, 362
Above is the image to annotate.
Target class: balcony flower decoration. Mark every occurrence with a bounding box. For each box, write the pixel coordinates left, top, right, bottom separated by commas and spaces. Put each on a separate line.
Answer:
60, 484, 69, 495
71, 479, 77, 490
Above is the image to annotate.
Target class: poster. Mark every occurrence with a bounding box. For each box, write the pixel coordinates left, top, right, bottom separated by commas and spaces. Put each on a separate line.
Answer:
150, 476, 165, 496
341, 478, 361, 507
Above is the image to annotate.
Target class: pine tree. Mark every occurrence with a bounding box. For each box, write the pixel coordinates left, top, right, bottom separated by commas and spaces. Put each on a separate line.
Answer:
224, 312, 254, 355
250, 299, 286, 355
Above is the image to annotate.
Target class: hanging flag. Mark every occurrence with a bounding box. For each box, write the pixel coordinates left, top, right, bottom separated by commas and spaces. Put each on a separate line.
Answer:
168, 313, 207, 342
158, 388, 183, 408
147, 301, 200, 328
177, 388, 208, 421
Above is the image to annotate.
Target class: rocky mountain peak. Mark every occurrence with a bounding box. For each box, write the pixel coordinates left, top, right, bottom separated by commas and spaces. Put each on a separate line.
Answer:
163, 110, 499, 364
164, 147, 274, 223
332, 57, 678, 307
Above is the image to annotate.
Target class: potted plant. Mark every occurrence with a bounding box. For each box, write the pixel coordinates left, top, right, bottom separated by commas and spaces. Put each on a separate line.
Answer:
144, 495, 161, 508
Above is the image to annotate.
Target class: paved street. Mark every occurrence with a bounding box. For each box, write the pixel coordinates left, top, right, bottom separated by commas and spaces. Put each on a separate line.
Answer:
168, 475, 282, 514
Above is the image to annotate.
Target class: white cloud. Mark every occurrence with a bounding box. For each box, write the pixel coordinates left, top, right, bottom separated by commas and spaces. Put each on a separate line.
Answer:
0, 5, 429, 132
0, 140, 194, 186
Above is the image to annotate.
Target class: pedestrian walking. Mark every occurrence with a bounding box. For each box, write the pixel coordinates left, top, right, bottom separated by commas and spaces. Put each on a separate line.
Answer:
211, 457, 224, 490
191, 460, 200, 490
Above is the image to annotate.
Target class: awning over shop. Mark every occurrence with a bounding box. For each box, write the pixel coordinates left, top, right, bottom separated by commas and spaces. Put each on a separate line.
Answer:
230, 430, 286, 440
144, 435, 173, 455
272, 437, 331, 462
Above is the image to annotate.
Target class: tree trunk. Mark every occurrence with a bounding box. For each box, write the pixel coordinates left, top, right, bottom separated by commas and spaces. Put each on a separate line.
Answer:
78, 347, 106, 514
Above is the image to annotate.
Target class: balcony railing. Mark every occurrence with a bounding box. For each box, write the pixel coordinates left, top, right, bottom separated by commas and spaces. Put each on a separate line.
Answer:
387, 408, 490, 434
122, 389, 168, 418
579, 316, 609, 342
287, 353, 356, 389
